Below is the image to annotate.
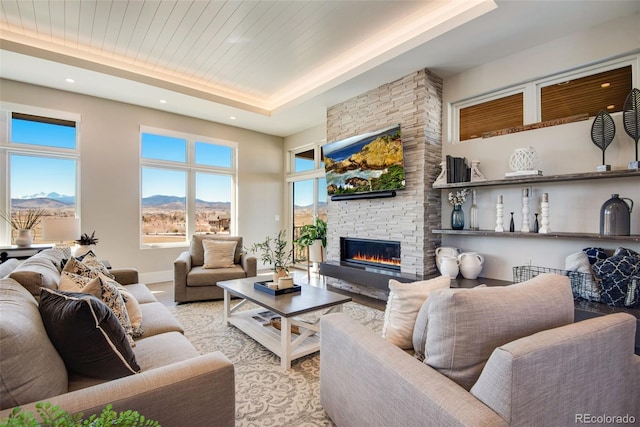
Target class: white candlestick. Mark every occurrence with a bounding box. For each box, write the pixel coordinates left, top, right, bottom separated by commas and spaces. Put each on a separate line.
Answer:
521, 189, 530, 232
539, 194, 550, 233
495, 199, 504, 232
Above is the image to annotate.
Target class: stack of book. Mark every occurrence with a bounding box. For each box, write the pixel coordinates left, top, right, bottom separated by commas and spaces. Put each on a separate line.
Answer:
446, 155, 471, 183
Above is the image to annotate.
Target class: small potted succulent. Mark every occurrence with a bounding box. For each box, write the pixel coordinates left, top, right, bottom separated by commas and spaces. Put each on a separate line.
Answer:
74, 231, 99, 257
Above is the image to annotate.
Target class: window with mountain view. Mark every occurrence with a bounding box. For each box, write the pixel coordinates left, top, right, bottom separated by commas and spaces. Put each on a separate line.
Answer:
1, 111, 78, 245
140, 128, 236, 246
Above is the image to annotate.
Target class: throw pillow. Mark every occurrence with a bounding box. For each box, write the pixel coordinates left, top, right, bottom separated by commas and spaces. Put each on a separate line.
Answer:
582, 247, 608, 265
413, 284, 487, 362
80, 275, 135, 345
99, 274, 144, 338
59, 271, 91, 291
613, 247, 640, 259
79, 252, 115, 279
202, 239, 237, 269
38, 288, 140, 380
62, 256, 101, 279
381, 276, 450, 349
593, 254, 640, 307
423, 273, 574, 390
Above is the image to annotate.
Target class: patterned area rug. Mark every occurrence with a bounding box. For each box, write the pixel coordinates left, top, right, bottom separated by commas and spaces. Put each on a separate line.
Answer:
169, 300, 384, 427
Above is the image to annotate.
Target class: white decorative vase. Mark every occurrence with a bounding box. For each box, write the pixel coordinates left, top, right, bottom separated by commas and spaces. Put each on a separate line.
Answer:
15, 229, 33, 247
435, 246, 461, 273
439, 256, 460, 279
458, 252, 485, 280
73, 244, 95, 257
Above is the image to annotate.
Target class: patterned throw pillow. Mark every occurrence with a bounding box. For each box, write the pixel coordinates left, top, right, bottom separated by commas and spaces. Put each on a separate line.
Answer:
61, 254, 114, 280
582, 247, 608, 265
59, 271, 91, 291
80, 275, 135, 346
613, 247, 640, 259
593, 254, 640, 307
79, 252, 115, 279
99, 275, 144, 339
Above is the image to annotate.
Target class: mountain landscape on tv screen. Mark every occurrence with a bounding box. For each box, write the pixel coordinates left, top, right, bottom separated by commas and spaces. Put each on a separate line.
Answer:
324, 127, 405, 195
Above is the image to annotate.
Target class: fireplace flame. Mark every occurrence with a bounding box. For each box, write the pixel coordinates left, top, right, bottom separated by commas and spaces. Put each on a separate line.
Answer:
352, 252, 401, 267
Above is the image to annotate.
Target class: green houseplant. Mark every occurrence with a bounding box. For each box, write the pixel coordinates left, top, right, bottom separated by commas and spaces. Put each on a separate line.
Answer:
1, 402, 159, 427
248, 229, 293, 280
294, 218, 327, 263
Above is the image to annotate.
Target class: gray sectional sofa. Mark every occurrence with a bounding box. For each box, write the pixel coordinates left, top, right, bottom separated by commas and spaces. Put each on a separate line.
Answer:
320, 274, 640, 426
0, 249, 235, 426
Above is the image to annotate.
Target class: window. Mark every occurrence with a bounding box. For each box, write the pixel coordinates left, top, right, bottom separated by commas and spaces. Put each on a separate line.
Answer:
288, 144, 327, 264
540, 65, 632, 121
0, 108, 79, 245
452, 55, 638, 143
140, 127, 236, 247
459, 93, 523, 141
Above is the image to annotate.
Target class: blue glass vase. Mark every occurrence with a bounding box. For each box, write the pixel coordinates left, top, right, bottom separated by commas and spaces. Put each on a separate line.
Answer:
451, 204, 464, 230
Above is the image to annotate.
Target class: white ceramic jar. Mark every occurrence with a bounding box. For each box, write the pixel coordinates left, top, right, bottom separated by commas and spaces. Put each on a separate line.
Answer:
435, 246, 461, 273
458, 252, 484, 280
439, 256, 460, 278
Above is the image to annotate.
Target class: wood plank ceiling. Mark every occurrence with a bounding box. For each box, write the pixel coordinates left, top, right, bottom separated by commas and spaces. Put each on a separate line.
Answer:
0, 0, 438, 108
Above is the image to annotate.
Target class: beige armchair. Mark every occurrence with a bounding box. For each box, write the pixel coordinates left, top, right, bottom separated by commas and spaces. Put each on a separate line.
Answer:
174, 235, 257, 303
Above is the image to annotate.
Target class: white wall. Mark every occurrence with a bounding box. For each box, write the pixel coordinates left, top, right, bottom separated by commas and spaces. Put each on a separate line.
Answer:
440, 13, 640, 281
0, 79, 284, 282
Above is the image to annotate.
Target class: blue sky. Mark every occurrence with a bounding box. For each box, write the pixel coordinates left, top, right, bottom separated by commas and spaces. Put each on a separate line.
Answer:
11, 119, 327, 205
10, 121, 233, 202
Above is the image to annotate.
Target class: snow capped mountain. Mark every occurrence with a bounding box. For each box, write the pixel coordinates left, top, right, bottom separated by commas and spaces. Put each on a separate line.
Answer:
20, 191, 71, 200
15, 192, 75, 205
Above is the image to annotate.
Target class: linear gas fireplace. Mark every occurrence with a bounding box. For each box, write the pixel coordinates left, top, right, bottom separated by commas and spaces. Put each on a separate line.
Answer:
340, 237, 401, 271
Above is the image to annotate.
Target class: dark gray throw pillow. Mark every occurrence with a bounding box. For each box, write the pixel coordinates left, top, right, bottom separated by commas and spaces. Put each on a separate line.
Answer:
38, 288, 140, 379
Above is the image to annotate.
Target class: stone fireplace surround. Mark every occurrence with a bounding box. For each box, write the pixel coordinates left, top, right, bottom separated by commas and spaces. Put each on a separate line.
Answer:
323, 69, 443, 300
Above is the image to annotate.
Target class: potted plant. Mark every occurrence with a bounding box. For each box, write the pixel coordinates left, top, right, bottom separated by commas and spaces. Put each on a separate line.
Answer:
2, 401, 159, 426
74, 231, 99, 257
0, 208, 46, 247
248, 230, 293, 282
295, 217, 327, 263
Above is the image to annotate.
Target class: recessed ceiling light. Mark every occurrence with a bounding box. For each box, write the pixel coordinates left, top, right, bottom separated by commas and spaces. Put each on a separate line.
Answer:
160, 99, 167, 104
230, 116, 236, 120
601, 82, 611, 88
65, 78, 75, 83
607, 104, 615, 109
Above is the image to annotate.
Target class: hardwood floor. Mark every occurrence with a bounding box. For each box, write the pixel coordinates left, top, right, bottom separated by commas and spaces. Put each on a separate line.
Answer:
147, 267, 386, 311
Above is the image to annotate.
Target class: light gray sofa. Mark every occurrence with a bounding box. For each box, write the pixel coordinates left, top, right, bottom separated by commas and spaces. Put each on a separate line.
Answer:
174, 235, 257, 303
320, 274, 640, 426
0, 249, 235, 426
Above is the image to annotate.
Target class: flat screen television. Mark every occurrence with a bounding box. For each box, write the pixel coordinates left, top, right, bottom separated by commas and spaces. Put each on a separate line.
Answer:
323, 124, 405, 199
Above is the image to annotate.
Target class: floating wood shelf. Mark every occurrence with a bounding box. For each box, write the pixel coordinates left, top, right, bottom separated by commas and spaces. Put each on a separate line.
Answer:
433, 229, 640, 242
433, 169, 640, 189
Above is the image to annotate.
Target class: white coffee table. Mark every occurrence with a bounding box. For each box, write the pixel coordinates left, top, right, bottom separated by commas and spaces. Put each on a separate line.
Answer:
217, 277, 352, 369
